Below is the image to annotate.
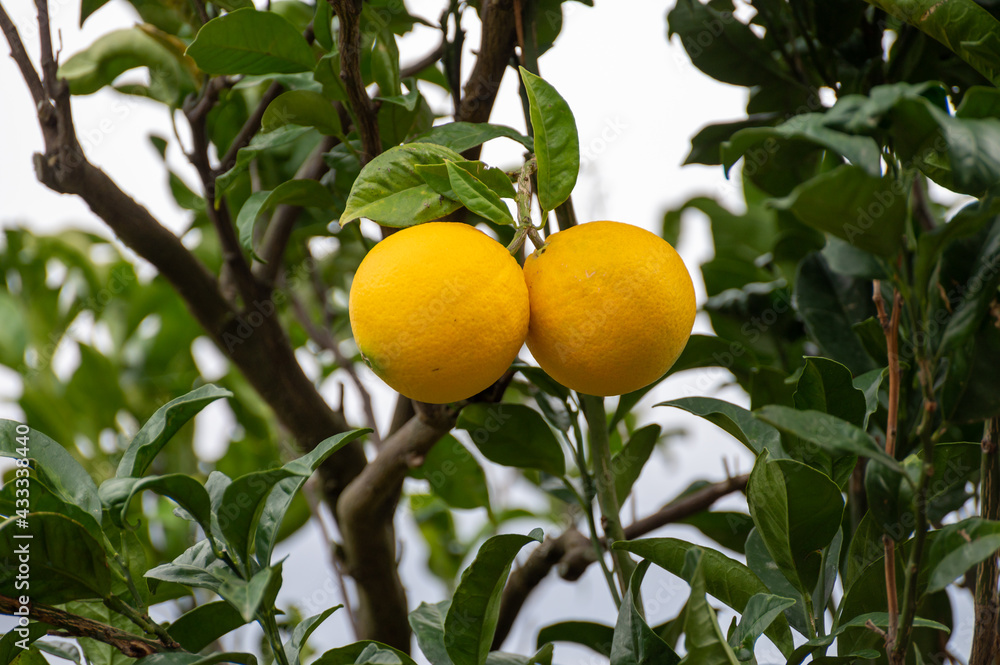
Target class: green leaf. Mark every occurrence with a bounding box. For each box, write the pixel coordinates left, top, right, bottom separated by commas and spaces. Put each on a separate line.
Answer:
921, 442, 981, 521
792, 357, 868, 427
262, 90, 343, 135
613, 538, 793, 656
216, 125, 313, 194
0, 622, 49, 665
415, 161, 517, 200
283, 607, 341, 665
99, 474, 213, 539
483, 645, 552, 665
117, 384, 232, 478
681, 549, 741, 664
57, 27, 198, 104
218, 562, 283, 622
445, 530, 543, 665
939, 217, 1000, 354
0, 513, 111, 604
186, 8, 315, 75
415, 122, 533, 153
853, 368, 886, 430
536, 621, 614, 658
144, 540, 237, 594
236, 180, 337, 253
684, 116, 780, 166
865, 0, 1000, 86
0, 293, 27, 366
0, 421, 101, 525
865, 458, 916, 538
443, 161, 515, 226
313, 642, 417, 665
313, 0, 334, 52
755, 406, 904, 474
413, 435, 490, 511
457, 404, 565, 477
167, 601, 248, 653
657, 398, 785, 458
223, 429, 369, 570
772, 165, 906, 256
519, 67, 579, 211
678, 512, 755, 555
339, 143, 464, 227
613, 424, 660, 505
746, 454, 845, 595
727, 593, 797, 655
744, 528, 811, 639
610, 560, 681, 665
723, 115, 882, 178
926, 518, 1000, 592
794, 253, 877, 375
408, 600, 453, 665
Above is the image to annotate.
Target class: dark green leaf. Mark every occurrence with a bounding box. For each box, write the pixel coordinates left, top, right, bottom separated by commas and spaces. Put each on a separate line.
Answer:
117, 384, 232, 477
236, 180, 337, 253
0, 293, 27, 367
145, 540, 237, 594
610, 560, 681, 665
657, 398, 785, 458
339, 143, 464, 227
312, 642, 417, 665
755, 406, 903, 473
262, 90, 343, 135
218, 562, 282, 622
613, 538, 793, 655
415, 161, 517, 200
445, 531, 543, 665
794, 253, 876, 375
216, 125, 313, 194
168, 601, 248, 653
853, 368, 886, 430
100, 474, 213, 540
186, 8, 315, 75
224, 429, 369, 569
678, 512, 755, 555
519, 67, 579, 211
867, 0, 1000, 86
746, 454, 845, 594
371, 29, 400, 97
536, 621, 614, 658
415, 122, 533, 153
680, 549, 740, 664
443, 161, 515, 225
792, 357, 868, 427
613, 424, 660, 505
772, 165, 906, 256
0, 622, 49, 665
284, 607, 341, 665
457, 404, 566, 476
0, 421, 101, 524
727, 593, 797, 654
865, 459, 916, 538
136, 652, 258, 665
685, 116, 780, 166
0, 513, 111, 604
926, 518, 1000, 592
408, 600, 453, 665
414, 435, 490, 511
744, 528, 810, 638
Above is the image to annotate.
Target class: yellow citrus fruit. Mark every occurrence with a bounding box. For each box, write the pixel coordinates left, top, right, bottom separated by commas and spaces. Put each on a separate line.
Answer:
523, 221, 696, 396
349, 222, 529, 404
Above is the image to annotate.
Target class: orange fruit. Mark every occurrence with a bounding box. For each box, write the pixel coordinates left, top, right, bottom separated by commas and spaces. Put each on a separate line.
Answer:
349, 222, 529, 403
523, 221, 696, 396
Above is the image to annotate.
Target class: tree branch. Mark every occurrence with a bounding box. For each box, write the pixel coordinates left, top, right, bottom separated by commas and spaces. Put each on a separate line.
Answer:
253, 135, 338, 286
215, 81, 285, 177
0, 595, 175, 658
336, 405, 455, 649
971, 417, 1000, 665
0, 4, 45, 107
328, 0, 380, 164
455, 0, 517, 128
492, 473, 750, 648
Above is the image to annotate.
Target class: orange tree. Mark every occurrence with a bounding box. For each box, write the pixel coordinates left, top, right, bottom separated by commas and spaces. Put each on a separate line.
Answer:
1, 0, 999, 664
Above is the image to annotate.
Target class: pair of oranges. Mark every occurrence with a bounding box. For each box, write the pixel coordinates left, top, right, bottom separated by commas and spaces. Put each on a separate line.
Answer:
348, 221, 696, 403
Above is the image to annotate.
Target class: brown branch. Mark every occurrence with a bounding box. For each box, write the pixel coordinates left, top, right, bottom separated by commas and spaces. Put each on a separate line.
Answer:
0, 4, 45, 106
336, 405, 455, 649
455, 0, 517, 127
0, 595, 174, 658
32, 0, 56, 88
874, 280, 902, 655
971, 417, 1000, 665
328, 0, 380, 164
491, 473, 749, 649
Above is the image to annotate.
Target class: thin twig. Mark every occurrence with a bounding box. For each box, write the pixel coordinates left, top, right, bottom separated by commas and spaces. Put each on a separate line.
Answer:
215, 81, 285, 177
0, 3, 46, 107
32, 0, 56, 88
0, 595, 176, 657
873, 280, 902, 654
329, 0, 380, 164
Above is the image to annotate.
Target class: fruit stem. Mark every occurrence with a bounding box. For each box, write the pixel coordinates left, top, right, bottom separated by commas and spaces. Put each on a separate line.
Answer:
579, 392, 636, 600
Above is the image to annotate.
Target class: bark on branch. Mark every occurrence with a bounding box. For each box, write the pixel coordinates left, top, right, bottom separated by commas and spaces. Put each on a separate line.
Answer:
0, 596, 174, 658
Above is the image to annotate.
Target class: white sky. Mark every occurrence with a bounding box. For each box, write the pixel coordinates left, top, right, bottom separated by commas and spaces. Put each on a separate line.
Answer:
0, 0, 974, 662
